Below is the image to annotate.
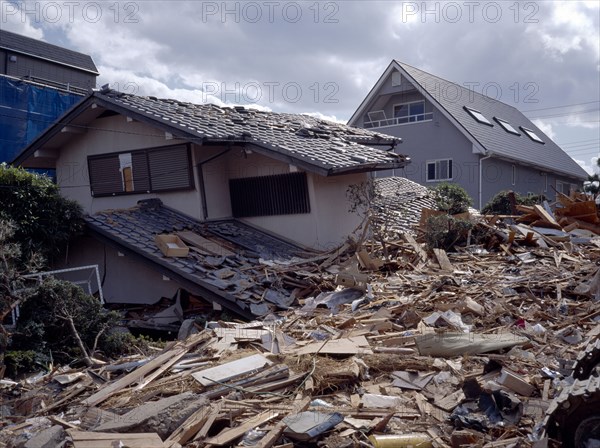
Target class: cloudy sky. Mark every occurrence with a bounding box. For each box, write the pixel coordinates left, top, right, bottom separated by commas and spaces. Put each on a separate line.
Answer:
3, 0, 599, 173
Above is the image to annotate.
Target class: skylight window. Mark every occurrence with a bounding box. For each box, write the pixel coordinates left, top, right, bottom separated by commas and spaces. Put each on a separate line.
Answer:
464, 107, 492, 126
520, 126, 545, 144
494, 117, 520, 135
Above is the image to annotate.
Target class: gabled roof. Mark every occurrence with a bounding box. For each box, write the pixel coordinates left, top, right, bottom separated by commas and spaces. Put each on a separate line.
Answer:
14, 90, 408, 176
349, 60, 588, 181
86, 199, 309, 318
0, 29, 98, 74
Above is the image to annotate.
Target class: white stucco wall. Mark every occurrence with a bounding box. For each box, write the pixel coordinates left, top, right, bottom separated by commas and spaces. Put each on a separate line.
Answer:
55, 114, 204, 218
200, 147, 367, 249
53, 113, 369, 250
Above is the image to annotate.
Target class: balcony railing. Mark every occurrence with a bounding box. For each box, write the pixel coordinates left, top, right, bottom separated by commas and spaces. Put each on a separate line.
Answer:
365, 112, 433, 129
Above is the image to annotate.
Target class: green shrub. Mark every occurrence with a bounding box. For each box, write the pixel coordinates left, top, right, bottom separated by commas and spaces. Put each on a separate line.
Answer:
0, 164, 83, 263
482, 190, 544, 215
10, 278, 121, 365
430, 183, 472, 215
4, 350, 51, 377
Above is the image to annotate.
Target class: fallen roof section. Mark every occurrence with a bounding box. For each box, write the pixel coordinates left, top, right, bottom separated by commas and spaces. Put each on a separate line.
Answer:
14, 89, 409, 176
85, 199, 327, 318
372, 177, 436, 235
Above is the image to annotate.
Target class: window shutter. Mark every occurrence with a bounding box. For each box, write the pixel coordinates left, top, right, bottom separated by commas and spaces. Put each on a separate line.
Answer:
148, 145, 192, 191
89, 156, 122, 196
132, 152, 151, 192
230, 172, 310, 218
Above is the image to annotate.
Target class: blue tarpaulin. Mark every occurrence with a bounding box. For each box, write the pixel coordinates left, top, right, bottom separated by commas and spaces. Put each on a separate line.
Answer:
0, 76, 82, 164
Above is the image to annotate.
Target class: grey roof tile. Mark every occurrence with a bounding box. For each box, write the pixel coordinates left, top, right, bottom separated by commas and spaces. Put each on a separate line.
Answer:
0, 29, 98, 74
397, 61, 588, 180
96, 91, 408, 175
85, 199, 305, 317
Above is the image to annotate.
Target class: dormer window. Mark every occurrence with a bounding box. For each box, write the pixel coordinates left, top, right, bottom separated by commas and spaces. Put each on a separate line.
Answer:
494, 117, 520, 135
464, 107, 492, 126
520, 126, 545, 144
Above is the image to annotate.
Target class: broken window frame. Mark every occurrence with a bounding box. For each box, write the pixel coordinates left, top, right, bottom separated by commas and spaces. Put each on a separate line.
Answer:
87, 143, 194, 197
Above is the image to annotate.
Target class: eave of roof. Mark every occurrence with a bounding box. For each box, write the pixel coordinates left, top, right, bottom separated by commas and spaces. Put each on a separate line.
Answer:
14, 91, 409, 176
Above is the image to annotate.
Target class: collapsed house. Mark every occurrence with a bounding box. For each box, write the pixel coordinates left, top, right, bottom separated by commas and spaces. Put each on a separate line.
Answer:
13, 89, 409, 318
1, 197, 599, 447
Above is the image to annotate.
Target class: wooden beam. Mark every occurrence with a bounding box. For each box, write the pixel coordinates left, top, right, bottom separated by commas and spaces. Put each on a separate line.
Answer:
204, 411, 279, 446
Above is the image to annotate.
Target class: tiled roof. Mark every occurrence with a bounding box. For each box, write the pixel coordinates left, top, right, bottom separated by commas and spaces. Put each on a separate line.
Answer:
372, 177, 436, 234
96, 90, 408, 175
86, 199, 311, 318
396, 62, 588, 180
0, 29, 98, 74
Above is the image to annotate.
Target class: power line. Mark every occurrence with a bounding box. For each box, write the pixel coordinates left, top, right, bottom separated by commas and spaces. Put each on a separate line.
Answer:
527, 108, 600, 120
522, 100, 600, 113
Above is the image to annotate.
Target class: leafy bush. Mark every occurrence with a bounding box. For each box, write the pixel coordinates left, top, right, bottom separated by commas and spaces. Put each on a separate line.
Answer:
430, 183, 472, 215
482, 190, 544, 215
4, 350, 52, 378
0, 164, 83, 263
10, 278, 122, 366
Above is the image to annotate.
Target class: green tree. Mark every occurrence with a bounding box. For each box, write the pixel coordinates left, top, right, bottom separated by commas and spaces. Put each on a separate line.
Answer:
430, 182, 472, 215
0, 164, 83, 263
0, 165, 85, 371
10, 278, 121, 367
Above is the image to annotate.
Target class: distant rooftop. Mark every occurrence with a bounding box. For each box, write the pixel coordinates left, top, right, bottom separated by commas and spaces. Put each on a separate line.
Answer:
0, 29, 98, 74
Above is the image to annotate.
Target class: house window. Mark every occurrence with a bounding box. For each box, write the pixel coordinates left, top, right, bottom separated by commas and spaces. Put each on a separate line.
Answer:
494, 117, 520, 135
511, 165, 516, 186
426, 159, 453, 182
542, 173, 548, 193
229, 172, 310, 218
556, 181, 578, 196
464, 106, 493, 126
520, 126, 545, 144
88, 144, 193, 197
393, 100, 426, 123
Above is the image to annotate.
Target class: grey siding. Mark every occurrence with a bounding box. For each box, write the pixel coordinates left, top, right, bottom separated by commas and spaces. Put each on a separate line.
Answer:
355, 68, 584, 209
481, 157, 583, 207
2, 52, 95, 89
369, 107, 481, 207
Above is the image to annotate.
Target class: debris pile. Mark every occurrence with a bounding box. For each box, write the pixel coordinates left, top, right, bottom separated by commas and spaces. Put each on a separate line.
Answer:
2, 194, 600, 447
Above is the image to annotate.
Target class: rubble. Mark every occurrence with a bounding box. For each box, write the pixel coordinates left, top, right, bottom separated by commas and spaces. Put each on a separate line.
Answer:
2, 191, 600, 447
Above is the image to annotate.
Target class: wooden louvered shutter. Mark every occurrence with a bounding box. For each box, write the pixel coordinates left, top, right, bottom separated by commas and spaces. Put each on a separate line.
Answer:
131, 151, 151, 192
229, 172, 310, 218
88, 155, 122, 196
148, 145, 193, 192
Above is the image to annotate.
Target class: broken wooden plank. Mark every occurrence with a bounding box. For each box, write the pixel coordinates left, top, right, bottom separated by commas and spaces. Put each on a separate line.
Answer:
177, 230, 235, 257
68, 430, 165, 448
293, 336, 372, 356
192, 353, 273, 386
204, 411, 279, 446
532, 205, 561, 229
255, 397, 311, 448
433, 248, 454, 272
82, 333, 208, 407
